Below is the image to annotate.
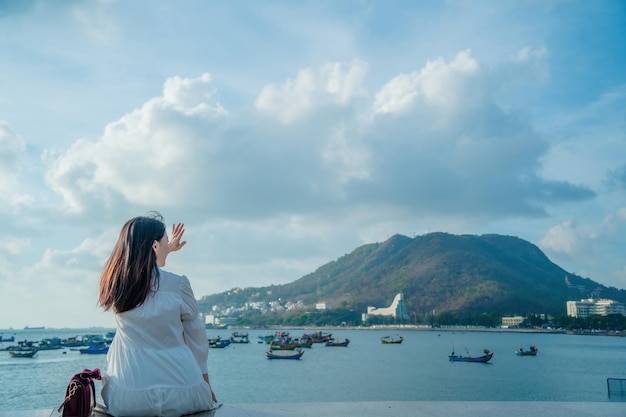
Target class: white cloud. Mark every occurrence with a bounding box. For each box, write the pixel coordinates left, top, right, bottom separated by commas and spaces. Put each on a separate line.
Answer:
44, 52, 596, 234
255, 59, 368, 124
162, 73, 228, 118
0, 237, 30, 256
540, 220, 589, 260
44, 73, 228, 214
373, 50, 480, 116
539, 207, 626, 288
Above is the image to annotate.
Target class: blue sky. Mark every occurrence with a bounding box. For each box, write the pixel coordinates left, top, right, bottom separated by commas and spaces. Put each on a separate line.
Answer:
0, 0, 625, 328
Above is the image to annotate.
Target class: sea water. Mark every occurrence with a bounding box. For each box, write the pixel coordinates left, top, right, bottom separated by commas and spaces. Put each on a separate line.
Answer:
0, 327, 625, 411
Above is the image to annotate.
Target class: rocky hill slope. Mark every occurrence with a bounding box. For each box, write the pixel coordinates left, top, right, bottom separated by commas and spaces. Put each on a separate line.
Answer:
199, 232, 625, 317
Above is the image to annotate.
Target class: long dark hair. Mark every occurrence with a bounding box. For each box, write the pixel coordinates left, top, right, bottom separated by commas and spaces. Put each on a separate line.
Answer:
99, 212, 166, 313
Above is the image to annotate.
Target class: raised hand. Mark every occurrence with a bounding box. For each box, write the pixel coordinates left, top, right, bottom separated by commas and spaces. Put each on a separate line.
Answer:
168, 222, 187, 252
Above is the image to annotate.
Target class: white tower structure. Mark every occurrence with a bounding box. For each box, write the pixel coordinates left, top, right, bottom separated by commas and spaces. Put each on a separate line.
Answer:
366, 293, 409, 319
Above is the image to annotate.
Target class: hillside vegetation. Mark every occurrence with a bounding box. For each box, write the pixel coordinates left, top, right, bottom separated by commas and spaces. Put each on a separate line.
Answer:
198, 232, 626, 320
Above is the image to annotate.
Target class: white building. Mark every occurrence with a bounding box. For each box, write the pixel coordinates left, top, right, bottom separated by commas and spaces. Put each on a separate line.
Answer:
316, 302, 332, 310
204, 314, 237, 327
566, 299, 626, 318
501, 316, 525, 327
363, 293, 409, 320
205, 314, 217, 326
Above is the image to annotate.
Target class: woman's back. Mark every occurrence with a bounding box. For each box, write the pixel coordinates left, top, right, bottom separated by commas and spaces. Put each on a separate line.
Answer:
114, 271, 190, 348
103, 271, 215, 415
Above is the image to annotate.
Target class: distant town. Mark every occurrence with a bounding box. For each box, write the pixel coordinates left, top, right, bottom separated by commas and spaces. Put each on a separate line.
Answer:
201, 292, 626, 334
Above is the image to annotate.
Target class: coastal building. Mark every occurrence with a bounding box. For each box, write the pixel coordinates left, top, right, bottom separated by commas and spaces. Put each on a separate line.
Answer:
204, 314, 237, 327
362, 293, 409, 321
501, 316, 524, 328
205, 314, 216, 326
566, 298, 626, 318
316, 302, 332, 310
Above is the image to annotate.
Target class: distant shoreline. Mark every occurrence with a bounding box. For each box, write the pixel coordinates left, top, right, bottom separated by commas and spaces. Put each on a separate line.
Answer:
3, 324, 623, 337
226, 324, 626, 336
244, 325, 567, 334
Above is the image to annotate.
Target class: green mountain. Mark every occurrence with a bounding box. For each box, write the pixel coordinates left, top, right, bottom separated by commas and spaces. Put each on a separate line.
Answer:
198, 232, 626, 318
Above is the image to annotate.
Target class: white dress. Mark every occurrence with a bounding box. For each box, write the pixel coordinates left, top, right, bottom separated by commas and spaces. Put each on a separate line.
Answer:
101, 269, 215, 417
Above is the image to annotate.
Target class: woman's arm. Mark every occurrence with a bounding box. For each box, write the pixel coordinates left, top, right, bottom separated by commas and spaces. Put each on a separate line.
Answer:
180, 276, 209, 373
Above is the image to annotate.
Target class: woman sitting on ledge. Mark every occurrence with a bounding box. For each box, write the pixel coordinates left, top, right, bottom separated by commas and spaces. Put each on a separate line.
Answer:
99, 212, 218, 417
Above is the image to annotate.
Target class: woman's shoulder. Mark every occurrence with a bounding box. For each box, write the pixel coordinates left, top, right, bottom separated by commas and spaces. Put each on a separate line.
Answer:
158, 268, 185, 279
158, 269, 190, 290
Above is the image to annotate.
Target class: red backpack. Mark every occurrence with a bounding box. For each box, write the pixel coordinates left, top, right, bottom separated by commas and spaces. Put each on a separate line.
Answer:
58, 368, 102, 417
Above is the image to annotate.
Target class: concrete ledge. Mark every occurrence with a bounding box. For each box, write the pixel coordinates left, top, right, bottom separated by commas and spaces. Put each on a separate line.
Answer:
242, 401, 625, 417
1, 401, 625, 417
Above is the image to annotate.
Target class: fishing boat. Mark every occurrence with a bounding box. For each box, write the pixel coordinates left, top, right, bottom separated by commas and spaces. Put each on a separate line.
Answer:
515, 344, 538, 356
265, 348, 304, 360
5, 340, 38, 352
269, 341, 298, 350
230, 332, 250, 344
258, 331, 289, 344
79, 342, 109, 354
381, 335, 403, 344
38, 338, 63, 350
325, 338, 350, 347
211, 340, 230, 348
60, 337, 84, 347
10, 348, 39, 358
208, 337, 230, 348
449, 348, 493, 363
302, 331, 333, 343
294, 338, 313, 348
0, 335, 15, 343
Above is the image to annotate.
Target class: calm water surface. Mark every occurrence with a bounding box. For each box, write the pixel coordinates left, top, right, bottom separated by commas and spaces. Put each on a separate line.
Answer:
1, 328, 625, 411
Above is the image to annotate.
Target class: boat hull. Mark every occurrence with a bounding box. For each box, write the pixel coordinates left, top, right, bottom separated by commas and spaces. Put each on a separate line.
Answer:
269, 343, 299, 350
10, 349, 39, 358
208, 337, 231, 348
381, 336, 403, 344
449, 353, 493, 363
515, 350, 538, 356
516, 345, 538, 356
265, 349, 304, 360
79, 347, 109, 354
325, 339, 350, 347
